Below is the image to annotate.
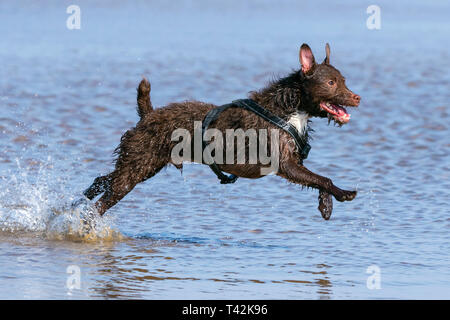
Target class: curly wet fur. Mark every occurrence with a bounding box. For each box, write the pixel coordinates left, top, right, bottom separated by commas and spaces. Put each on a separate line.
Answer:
84, 44, 360, 218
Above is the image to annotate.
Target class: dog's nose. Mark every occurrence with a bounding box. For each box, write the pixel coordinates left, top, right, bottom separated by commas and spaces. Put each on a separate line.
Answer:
352, 94, 361, 105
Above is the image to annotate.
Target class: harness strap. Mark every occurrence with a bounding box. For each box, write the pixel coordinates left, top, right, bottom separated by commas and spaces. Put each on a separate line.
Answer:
202, 99, 311, 184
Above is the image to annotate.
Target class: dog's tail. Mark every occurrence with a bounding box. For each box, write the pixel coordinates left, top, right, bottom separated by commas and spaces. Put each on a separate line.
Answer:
136, 77, 153, 118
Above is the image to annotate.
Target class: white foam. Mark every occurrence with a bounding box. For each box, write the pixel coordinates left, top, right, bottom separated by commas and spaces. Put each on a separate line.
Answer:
0, 158, 121, 241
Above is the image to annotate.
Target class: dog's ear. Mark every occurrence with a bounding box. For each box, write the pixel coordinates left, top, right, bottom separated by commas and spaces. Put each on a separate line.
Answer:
323, 43, 330, 65
299, 44, 316, 74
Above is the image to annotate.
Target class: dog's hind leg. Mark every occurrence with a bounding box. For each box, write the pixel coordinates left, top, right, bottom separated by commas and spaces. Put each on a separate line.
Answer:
94, 159, 167, 215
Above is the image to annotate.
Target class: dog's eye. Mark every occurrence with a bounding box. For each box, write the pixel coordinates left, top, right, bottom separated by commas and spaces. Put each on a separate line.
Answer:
327, 80, 335, 86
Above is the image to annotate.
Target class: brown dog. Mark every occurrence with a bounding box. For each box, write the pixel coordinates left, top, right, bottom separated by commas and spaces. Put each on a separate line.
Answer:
84, 43, 360, 220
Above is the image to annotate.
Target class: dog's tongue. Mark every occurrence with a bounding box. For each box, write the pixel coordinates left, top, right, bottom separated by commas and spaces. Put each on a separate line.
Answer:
334, 105, 350, 123
320, 102, 350, 124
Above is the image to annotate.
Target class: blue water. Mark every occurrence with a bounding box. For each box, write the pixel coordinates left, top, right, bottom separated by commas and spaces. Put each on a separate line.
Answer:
0, 0, 449, 299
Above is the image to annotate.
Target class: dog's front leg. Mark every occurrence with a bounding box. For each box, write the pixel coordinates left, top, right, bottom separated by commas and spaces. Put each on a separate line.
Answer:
278, 156, 357, 202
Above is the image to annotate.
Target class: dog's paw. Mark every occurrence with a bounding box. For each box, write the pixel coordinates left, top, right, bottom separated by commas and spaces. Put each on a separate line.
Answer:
334, 189, 357, 202
318, 190, 333, 220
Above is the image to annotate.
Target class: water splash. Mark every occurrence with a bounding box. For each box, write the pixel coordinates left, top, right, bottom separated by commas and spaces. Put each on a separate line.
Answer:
353, 176, 379, 232
45, 198, 123, 242
0, 158, 123, 241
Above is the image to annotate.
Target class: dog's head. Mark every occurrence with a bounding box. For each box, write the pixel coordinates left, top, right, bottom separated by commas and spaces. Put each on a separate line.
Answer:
299, 43, 360, 125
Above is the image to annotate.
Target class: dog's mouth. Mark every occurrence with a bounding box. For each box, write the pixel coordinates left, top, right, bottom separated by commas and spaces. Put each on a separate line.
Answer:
319, 102, 351, 125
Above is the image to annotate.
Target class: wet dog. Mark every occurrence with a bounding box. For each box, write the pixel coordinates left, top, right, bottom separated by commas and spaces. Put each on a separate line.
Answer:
84, 43, 360, 220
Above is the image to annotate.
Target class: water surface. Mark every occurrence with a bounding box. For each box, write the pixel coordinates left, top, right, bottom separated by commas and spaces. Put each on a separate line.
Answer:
0, 0, 449, 299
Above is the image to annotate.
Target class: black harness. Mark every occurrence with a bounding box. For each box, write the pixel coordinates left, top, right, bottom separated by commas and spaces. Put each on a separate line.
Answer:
202, 99, 311, 184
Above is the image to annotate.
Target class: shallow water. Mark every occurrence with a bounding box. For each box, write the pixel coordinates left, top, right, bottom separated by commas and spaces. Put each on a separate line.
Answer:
0, 0, 449, 299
